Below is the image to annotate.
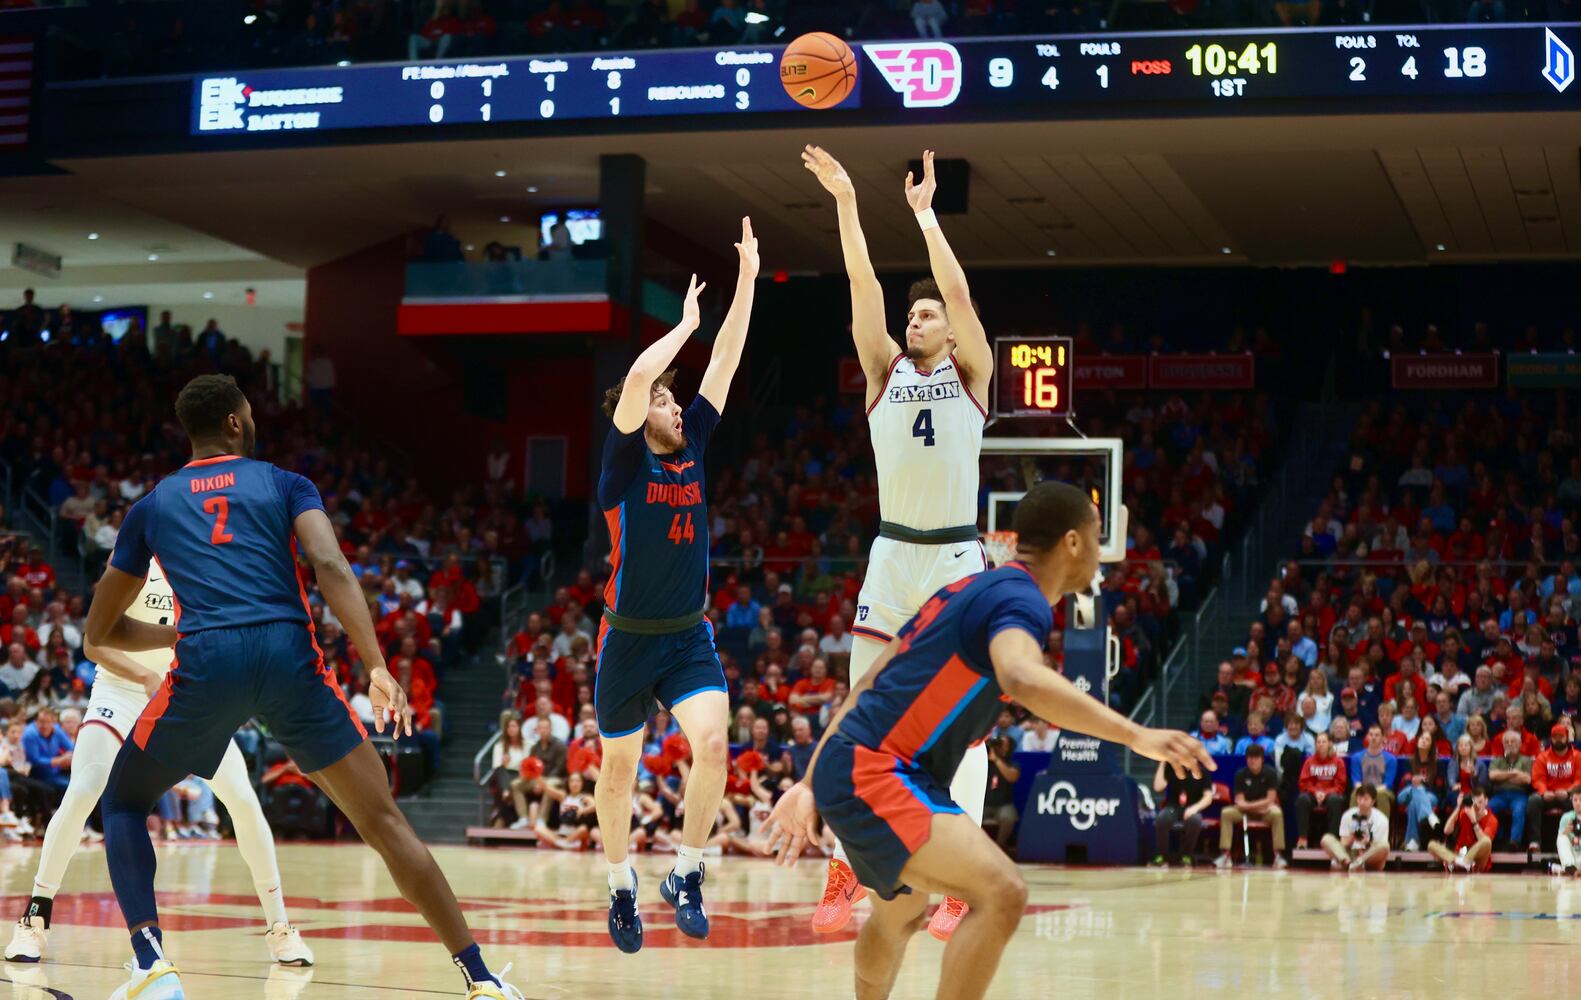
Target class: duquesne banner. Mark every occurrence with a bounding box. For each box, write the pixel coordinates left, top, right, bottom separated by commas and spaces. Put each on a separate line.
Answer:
1148, 352, 1255, 390
1391, 352, 1499, 389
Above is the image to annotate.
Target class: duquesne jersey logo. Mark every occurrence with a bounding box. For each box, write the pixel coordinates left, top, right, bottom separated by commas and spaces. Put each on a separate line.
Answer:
863, 42, 964, 108
659, 460, 696, 475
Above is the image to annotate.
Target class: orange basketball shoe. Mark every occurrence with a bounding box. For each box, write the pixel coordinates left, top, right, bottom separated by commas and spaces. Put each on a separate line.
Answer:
927, 896, 969, 941
810, 858, 867, 933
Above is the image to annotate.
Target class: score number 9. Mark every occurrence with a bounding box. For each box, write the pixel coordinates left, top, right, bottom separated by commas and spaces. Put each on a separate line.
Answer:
989, 57, 1014, 88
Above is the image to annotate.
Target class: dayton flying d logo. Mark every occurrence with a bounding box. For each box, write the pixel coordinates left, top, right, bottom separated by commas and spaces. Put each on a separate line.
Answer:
1545, 28, 1574, 93
863, 43, 963, 108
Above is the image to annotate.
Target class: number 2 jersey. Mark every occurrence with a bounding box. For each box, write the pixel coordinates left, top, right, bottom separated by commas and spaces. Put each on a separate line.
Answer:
597, 396, 720, 620
110, 455, 325, 634
834, 563, 1054, 791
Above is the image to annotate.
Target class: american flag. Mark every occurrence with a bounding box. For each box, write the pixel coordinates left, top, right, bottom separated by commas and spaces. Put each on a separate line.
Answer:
0, 35, 33, 148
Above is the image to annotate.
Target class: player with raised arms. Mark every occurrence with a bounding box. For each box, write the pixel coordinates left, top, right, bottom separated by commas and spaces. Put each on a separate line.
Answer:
801, 144, 994, 939
5, 561, 312, 969
83, 374, 523, 1000
595, 218, 758, 953
766, 482, 1214, 1000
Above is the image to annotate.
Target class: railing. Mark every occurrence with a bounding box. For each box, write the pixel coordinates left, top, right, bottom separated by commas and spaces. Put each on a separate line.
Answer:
404, 260, 607, 300
472, 730, 504, 827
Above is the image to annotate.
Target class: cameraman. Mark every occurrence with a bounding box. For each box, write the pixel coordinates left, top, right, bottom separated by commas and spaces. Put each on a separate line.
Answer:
1322, 781, 1389, 872
1429, 784, 1499, 872
983, 735, 1022, 852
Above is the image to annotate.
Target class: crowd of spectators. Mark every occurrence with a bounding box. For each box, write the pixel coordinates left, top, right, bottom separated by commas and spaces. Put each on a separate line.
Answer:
28, 0, 1571, 84
1186, 388, 1581, 871
0, 315, 523, 833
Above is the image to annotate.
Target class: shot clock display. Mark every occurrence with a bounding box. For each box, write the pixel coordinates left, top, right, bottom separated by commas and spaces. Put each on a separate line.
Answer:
190, 23, 1577, 137
994, 336, 1074, 419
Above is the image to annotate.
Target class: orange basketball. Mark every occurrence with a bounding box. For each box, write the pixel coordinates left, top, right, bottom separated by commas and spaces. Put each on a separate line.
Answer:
780, 32, 857, 110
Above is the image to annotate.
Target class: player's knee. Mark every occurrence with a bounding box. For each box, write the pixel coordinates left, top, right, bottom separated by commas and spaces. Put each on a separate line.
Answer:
693, 729, 728, 767
977, 866, 1027, 917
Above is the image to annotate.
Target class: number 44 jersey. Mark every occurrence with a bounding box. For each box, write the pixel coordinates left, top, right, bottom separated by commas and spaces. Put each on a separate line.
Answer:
111, 455, 325, 633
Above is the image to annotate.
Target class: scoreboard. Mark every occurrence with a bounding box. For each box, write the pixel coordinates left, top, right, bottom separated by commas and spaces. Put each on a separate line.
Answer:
191, 23, 1578, 136
994, 336, 1074, 419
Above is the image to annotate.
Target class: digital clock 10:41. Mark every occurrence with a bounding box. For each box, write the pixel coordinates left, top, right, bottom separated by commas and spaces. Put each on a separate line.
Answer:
1184, 42, 1279, 76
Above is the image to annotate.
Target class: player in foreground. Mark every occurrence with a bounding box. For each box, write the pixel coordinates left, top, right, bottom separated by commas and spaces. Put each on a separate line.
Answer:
85, 374, 522, 1000
5, 563, 312, 967
801, 144, 995, 940
594, 218, 757, 953
766, 482, 1213, 1000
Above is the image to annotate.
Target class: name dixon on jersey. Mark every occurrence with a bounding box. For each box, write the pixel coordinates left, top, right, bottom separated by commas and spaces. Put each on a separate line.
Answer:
646, 481, 702, 508
888, 383, 962, 403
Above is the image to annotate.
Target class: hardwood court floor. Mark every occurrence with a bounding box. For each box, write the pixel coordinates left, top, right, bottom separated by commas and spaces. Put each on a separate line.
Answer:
2, 842, 1581, 998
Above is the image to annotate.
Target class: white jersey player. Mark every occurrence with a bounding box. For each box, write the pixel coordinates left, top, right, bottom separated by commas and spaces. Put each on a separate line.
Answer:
4, 560, 313, 967
802, 145, 995, 941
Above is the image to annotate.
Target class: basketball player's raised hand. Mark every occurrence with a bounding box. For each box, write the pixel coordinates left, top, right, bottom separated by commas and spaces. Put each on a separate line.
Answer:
734, 216, 759, 279
368, 664, 415, 737
681, 272, 706, 331
764, 781, 820, 866
801, 144, 854, 199
904, 148, 937, 213
1130, 728, 1217, 780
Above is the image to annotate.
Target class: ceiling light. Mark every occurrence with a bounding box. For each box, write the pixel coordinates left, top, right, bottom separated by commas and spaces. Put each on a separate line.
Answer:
92, 295, 103, 303
87, 232, 99, 241
1220, 247, 1232, 254
745, 11, 769, 23
147, 254, 159, 261
336, 60, 351, 67
465, 244, 475, 251
1045, 249, 1057, 257
499, 215, 511, 223
203, 292, 214, 300
1435, 243, 1446, 251
244, 13, 257, 24
526, 185, 539, 193
494, 169, 507, 177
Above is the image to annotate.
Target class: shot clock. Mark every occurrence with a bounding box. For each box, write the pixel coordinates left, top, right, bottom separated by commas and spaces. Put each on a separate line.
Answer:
993, 336, 1074, 419
191, 24, 1577, 138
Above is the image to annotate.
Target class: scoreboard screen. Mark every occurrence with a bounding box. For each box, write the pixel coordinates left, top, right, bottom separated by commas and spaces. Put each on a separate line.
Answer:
191, 24, 1578, 136
994, 336, 1074, 419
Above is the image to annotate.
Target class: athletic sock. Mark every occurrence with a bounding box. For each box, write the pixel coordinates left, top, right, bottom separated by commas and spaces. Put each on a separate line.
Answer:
451, 942, 497, 988
23, 895, 52, 929
675, 845, 704, 879
129, 926, 164, 971
608, 861, 636, 892
255, 881, 289, 928
831, 843, 848, 866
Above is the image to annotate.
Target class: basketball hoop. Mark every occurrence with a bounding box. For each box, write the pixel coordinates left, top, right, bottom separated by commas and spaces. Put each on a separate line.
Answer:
982, 530, 1018, 568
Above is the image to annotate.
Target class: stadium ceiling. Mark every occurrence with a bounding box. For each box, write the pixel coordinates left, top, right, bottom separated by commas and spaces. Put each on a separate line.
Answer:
5, 109, 1577, 279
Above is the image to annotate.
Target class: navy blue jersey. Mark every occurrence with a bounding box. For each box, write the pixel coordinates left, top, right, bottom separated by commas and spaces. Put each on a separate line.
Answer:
597, 396, 719, 619
110, 455, 325, 634
835, 564, 1054, 789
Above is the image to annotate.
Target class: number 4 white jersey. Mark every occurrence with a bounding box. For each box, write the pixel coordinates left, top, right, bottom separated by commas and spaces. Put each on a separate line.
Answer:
93, 559, 178, 697
866, 352, 986, 531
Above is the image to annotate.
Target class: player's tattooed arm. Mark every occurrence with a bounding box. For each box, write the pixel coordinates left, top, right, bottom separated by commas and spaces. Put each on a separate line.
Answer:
907, 149, 991, 402
801, 144, 896, 391
613, 273, 707, 434
989, 628, 1215, 780
699, 216, 759, 416
84, 566, 178, 655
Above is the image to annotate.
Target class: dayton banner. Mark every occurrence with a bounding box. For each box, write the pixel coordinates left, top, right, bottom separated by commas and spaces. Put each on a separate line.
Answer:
1148, 353, 1255, 390
1073, 354, 1148, 390
1391, 352, 1499, 389
1506, 352, 1581, 389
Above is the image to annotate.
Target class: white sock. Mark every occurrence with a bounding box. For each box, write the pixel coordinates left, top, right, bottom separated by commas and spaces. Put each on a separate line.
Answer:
256, 881, 289, 927
832, 842, 848, 865
675, 845, 704, 878
608, 861, 635, 892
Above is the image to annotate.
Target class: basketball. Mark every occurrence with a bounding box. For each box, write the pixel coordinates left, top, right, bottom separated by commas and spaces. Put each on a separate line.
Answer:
780, 32, 858, 110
